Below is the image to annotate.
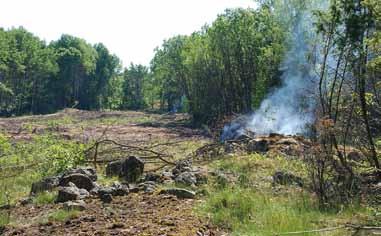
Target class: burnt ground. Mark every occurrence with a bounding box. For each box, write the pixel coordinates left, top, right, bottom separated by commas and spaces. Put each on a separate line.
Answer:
0, 109, 225, 236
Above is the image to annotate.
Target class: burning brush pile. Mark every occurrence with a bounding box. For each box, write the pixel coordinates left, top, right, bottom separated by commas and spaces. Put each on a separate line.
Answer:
223, 132, 312, 157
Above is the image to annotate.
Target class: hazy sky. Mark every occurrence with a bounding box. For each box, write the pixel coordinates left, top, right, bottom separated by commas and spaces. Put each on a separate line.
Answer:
0, 0, 256, 66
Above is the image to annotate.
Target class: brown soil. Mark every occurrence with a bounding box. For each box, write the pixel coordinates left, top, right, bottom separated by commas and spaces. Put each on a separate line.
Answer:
0, 109, 223, 236
3, 193, 224, 236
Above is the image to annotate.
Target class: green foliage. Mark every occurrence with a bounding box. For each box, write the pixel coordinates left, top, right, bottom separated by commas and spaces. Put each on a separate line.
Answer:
122, 63, 148, 110
33, 191, 57, 205
0, 134, 87, 205
0, 28, 122, 116
151, 7, 286, 123
0, 211, 10, 227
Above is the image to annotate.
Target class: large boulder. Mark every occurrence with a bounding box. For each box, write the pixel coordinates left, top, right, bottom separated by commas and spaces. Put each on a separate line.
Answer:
120, 156, 144, 183
31, 176, 60, 195
62, 167, 97, 181
105, 160, 124, 177
159, 188, 196, 199
56, 183, 90, 203
59, 173, 95, 191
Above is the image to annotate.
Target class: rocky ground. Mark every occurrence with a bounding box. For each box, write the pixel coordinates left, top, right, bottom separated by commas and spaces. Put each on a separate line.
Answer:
0, 109, 224, 236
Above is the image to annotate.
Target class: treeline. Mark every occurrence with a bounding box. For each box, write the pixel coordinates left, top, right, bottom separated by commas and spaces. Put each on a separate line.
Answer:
150, 7, 286, 124
0, 5, 287, 123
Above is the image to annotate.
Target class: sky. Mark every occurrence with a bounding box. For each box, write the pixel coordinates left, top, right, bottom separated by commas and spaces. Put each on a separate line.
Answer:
0, 0, 257, 67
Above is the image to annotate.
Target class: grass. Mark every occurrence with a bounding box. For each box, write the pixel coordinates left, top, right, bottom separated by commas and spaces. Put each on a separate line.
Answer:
33, 191, 57, 205
0, 211, 10, 227
0, 133, 87, 205
197, 153, 373, 236
47, 209, 80, 222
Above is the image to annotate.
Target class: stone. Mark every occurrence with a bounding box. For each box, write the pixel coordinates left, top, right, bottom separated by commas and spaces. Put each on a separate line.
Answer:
99, 193, 113, 203
30, 176, 60, 195
59, 173, 95, 191
144, 172, 162, 183
247, 139, 269, 153
272, 171, 303, 187
137, 181, 157, 193
63, 200, 86, 211
56, 183, 89, 203
105, 160, 123, 177
120, 156, 144, 183
175, 172, 197, 186
97, 182, 129, 197
110, 182, 129, 196
172, 160, 192, 176
159, 188, 196, 199
63, 167, 97, 181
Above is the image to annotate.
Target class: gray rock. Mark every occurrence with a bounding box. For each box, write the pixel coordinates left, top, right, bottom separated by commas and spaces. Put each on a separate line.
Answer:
63, 167, 97, 181
273, 171, 303, 187
63, 200, 86, 211
137, 181, 157, 193
97, 182, 129, 197
175, 172, 197, 186
99, 193, 113, 203
172, 160, 193, 176
30, 176, 60, 195
56, 182, 89, 203
105, 160, 123, 177
59, 173, 95, 191
159, 188, 196, 199
120, 156, 144, 183
144, 172, 162, 183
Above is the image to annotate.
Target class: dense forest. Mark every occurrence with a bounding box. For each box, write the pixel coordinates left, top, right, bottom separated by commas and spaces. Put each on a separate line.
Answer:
0, 0, 380, 209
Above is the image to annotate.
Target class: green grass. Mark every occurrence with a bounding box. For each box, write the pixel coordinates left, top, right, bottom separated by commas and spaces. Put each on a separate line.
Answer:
33, 191, 57, 205
48, 209, 79, 222
198, 154, 373, 236
0, 211, 10, 227
0, 133, 87, 205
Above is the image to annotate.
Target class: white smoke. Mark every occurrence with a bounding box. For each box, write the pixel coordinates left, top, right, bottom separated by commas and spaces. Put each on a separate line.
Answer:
222, 7, 319, 140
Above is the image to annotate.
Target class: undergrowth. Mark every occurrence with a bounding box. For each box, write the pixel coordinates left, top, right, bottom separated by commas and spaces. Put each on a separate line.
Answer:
198, 154, 373, 236
0, 133, 87, 205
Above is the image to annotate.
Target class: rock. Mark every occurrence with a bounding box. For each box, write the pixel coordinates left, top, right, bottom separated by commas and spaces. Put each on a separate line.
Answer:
172, 160, 193, 176
175, 172, 197, 186
56, 183, 89, 203
110, 182, 129, 196
105, 160, 123, 177
347, 151, 362, 162
31, 176, 60, 195
120, 156, 144, 183
19, 197, 33, 206
247, 139, 269, 153
137, 181, 157, 193
59, 173, 95, 191
99, 193, 113, 203
159, 188, 196, 199
97, 182, 129, 197
273, 171, 303, 187
144, 172, 162, 183
63, 167, 97, 181
63, 200, 86, 211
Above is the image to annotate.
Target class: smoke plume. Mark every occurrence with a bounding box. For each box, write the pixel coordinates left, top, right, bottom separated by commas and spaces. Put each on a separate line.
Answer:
221, 8, 318, 140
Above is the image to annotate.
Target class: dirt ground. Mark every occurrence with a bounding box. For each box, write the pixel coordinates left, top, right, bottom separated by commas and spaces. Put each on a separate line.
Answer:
0, 109, 224, 236
3, 193, 223, 236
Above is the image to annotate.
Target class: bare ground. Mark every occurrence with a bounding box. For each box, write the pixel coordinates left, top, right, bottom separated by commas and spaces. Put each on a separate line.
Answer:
0, 109, 224, 236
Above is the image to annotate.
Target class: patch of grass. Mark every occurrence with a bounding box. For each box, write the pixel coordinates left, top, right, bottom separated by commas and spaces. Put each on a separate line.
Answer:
0, 133, 88, 205
0, 211, 10, 227
33, 191, 57, 205
198, 154, 372, 236
48, 209, 79, 222
97, 174, 119, 186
